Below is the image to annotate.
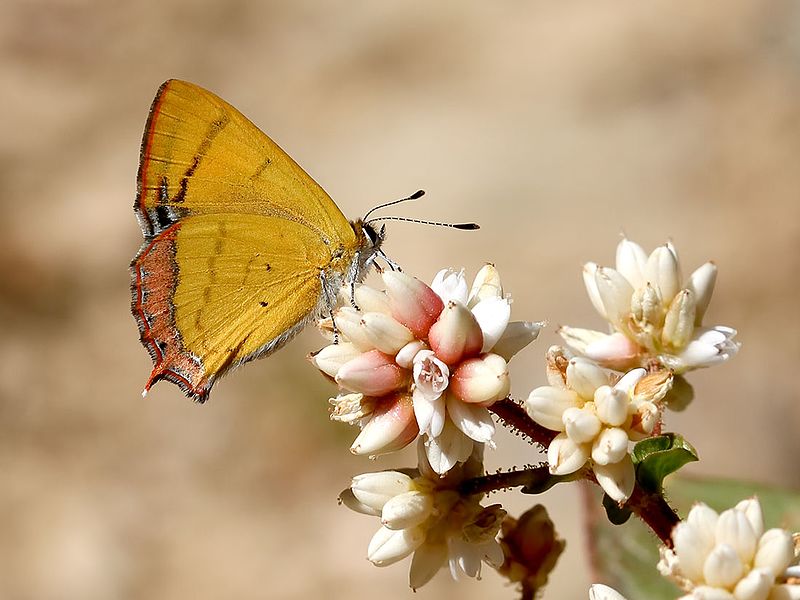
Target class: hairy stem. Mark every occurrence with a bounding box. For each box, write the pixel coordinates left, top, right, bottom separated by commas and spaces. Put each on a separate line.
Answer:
489, 398, 557, 448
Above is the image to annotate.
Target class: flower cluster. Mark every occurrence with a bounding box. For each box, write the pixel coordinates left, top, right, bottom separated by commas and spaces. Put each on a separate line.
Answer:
340, 442, 506, 589
658, 498, 800, 600
559, 237, 739, 375
525, 348, 672, 502
312, 265, 541, 474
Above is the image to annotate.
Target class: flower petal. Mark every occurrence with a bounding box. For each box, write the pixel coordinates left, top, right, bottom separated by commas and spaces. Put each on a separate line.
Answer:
547, 433, 589, 475
446, 395, 495, 444
593, 455, 635, 503
492, 320, 543, 361
526, 386, 580, 431
471, 296, 511, 352
367, 525, 426, 566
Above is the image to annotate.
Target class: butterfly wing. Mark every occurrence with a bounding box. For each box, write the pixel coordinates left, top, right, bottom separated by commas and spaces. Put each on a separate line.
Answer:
135, 79, 355, 247
133, 213, 333, 402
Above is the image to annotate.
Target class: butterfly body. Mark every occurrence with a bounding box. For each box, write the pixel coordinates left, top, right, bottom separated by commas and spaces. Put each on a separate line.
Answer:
131, 80, 381, 402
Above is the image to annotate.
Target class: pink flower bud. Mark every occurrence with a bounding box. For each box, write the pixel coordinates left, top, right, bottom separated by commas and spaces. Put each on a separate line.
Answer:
449, 353, 510, 405
351, 393, 418, 456
336, 350, 410, 396
382, 271, 444, 338
428, 301, 483, 365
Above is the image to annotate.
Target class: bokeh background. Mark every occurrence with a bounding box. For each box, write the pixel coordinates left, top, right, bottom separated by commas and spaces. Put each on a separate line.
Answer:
2, 0, 799, 598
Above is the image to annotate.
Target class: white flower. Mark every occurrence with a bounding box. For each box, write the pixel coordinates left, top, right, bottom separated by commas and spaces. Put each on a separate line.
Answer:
525, 349, 671, 502
340, 442, 506, 589
313, 265, 542, 474
589, 584, 629, 600
658, 498, 800, 600
561, 237, 740, 374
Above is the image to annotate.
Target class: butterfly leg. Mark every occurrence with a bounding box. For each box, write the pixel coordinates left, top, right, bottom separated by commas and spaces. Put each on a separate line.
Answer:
320, 271, 341, 344
376, 249, 402, 272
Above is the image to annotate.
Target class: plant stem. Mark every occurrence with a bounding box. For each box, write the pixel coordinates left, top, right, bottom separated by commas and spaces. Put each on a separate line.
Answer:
489, 398, 557, 448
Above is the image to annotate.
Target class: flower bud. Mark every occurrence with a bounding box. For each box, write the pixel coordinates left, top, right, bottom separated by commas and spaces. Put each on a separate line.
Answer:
350, 393, 418, 456
584, 332, 641, 371
525, 387, 580, 431
594, 386, 629, 427
361, 312, 414, 354
395, 339, 427, 369
645, 244, 681, 305
428, 301, 483, 365
662, 289, 696, 350
566, 357, 611, 400
367, 525, 426, 566
430, 268, 468, 304
449, 353, 510, 405
547, 433, 589, 475
468, 263, 503, 307
381, 491, 434, 530
733, 568, 773, 600
353, 283, 392, 314
351, 471, 415, 512
735, 498, 764, 540
754, 529, 795, 576
716, 508, 758, 565
310, 342, 361, 378
687, 261, 717, 325
591, 427, 629, 465
615, 237, 648, 290
593, 455, 635, 503
630, 283, 663, 329
336, 349, 409, 396
703, 544, 744, 589
562, 407, 601, 444
593, 267, 635, 330
583, 263, 608, 319
382, 271, 444, 338
335, 307, 374, 351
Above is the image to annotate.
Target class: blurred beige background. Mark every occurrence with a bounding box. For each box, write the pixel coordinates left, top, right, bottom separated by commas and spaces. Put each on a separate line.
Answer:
1, 0, 799, 598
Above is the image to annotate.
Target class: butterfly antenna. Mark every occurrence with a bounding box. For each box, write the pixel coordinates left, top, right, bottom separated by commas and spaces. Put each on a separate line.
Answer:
366, 215, 480, 230
363, 190, 426, 221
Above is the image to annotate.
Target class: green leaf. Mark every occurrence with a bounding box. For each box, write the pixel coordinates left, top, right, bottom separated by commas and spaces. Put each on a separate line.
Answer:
632, 433, 698, 493
587, 476, 800, 600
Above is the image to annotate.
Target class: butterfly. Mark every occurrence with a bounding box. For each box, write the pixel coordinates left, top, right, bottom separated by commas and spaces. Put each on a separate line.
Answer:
130, 79, 399, 403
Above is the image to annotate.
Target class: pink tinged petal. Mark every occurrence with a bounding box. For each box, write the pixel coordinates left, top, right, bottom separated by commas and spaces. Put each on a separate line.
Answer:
584, 332, 642, 370
674, 518, 716, 582
735, 498, 765, 540
412, 387, 446, 438
492, 320, 543, 361
566, 357, 612, 400
425, 419, 474, 475
381, 491, 434, 530
594, 455, 635, 503
351, 471, 415, 512
361, 312, 414, 355
687, 261, 717, 326
310, 342, 362, 378
449, 353, 510, 405
335, 307, 374, 351
396, 340, 428, 369
733, 567, 773, 600
590, 584, 629, 600
409, 542, 448, 590
383, 271, 444, 338
430, 268, 469, 305
367, 524, 426, 567
716, 508, 758, 565
428, 301, 483, 365
525, 386, 581, 431
663, 289, 697, 350
754, 529, 795, 576
471, 296, 511, 352
351, 394, 418, 456
562, 407, 602, 444
352, 283, 392, 314
616, 237, 649, 289
468, 263, 503, 307
594, 267, 635, 329
591, 427, 629, 465
412, 350, 450, 400
645, 244, 681, 305
704, 544, 745, 589
558, 326, 610, 356
594, 386, 629, 427
583, 262, 608, 319
336, 350, 409, 396
445, 395, 496, 444
547, 433, 589, 475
